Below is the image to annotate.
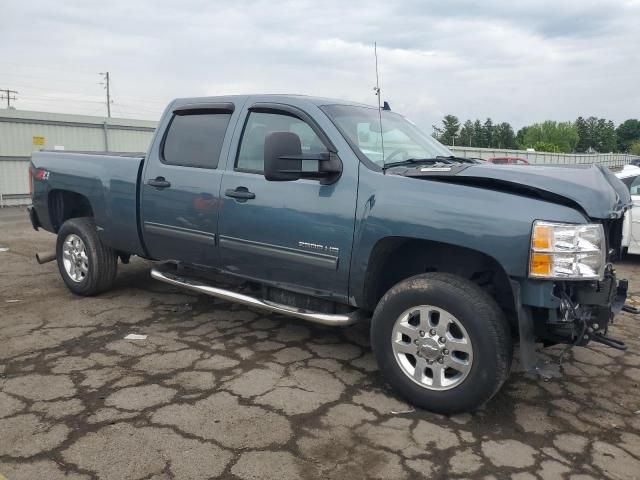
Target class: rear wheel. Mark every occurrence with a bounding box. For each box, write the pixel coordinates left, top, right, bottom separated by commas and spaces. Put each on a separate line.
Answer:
56, 217, 118, 296
371, 272, 512, 413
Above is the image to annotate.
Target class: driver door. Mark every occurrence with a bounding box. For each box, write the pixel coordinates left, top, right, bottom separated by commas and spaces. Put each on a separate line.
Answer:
217, 102, 358, 302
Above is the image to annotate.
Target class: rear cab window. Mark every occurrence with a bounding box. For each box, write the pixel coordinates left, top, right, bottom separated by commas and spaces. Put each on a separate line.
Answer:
162, 112, 232, 169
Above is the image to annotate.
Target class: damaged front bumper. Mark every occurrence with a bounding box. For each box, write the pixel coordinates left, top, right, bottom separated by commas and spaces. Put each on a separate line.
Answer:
553, 268, 628, 350
512, 266, 633, 374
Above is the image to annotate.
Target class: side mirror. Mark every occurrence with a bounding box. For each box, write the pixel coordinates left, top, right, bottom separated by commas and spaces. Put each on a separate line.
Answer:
264, 132, 302, 181
264, 131, 343, 183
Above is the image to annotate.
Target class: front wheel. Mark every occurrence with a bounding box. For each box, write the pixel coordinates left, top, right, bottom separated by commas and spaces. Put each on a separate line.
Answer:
371, 273, 512, 414
56, 217, 118, 296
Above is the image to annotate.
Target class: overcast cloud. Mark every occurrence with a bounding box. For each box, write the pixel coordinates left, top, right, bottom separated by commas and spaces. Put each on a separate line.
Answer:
1, 0, 639, 130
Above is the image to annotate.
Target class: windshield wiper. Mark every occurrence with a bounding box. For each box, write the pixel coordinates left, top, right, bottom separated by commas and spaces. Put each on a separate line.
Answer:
383, 156, 468, 171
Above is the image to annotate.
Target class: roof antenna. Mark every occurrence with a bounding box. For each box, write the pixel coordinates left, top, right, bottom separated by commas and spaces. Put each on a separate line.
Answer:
373, 42, 386, 170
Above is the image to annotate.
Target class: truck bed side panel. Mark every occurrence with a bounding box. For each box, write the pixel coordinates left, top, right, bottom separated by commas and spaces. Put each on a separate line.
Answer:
31, 151, 146, 256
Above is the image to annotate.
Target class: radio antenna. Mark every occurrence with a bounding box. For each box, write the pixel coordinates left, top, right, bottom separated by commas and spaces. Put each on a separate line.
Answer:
373, 42, 386, 169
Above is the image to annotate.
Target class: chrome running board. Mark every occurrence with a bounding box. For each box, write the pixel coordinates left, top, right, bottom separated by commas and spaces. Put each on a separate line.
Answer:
150, 267, 361, 326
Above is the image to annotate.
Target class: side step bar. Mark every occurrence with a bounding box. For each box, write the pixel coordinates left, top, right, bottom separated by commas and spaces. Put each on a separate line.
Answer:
150, 267, 361, 327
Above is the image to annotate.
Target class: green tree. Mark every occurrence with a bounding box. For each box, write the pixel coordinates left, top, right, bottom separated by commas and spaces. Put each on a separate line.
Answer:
432, 125, 443, 141
516, 126, 532, 149
494, 122, 516, 149
459, 120, 474, 147
521, 121, 578, 153
441, 115, 461, 145
616, 119, 640, 152
483, 118, 494, 148
433, 115, 461, 145
575, 117, 617, 152
630, 140, 640, 156
585, 116, 601, 151
473, 119, 485, 147
575, 116, 589, 152
533, 141, 559, 152
595, 119, 616, 152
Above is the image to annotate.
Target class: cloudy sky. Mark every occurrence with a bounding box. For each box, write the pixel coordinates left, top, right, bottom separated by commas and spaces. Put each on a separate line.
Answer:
2, 0, 639, 131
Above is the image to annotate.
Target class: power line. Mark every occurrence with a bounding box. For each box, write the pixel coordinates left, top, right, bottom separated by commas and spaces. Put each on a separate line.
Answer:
117, 103, 163, 114
1, 70, 171, 108
19, 95, 104, 104
0, 61, 104, 76
0, 80, 102, 98
17, 95, 163, 116
1, 70, 166, 119
0, 80, 169, 106
0, 88, 18, 108
0, 72, 99, 88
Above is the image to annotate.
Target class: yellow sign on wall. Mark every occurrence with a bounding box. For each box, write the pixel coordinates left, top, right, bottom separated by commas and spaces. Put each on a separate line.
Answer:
32, 136, 45, 146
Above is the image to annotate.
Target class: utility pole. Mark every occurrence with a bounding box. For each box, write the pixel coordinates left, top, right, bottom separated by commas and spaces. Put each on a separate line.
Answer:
0, 89, 18, 108
99, 72, 111, 117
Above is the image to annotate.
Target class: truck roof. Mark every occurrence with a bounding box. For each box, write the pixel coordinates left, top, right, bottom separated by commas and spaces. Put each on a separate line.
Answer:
170, 94, 377, 110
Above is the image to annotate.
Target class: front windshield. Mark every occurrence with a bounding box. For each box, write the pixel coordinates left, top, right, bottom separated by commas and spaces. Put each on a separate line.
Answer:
321, 104, 453, 167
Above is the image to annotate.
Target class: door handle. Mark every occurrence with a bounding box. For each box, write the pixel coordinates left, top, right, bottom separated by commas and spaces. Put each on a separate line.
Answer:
146, 177, 171, 189
225, 187, 256, 201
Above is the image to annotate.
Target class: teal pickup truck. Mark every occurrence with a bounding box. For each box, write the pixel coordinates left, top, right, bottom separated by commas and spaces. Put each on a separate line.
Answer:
28, 95, 632, 413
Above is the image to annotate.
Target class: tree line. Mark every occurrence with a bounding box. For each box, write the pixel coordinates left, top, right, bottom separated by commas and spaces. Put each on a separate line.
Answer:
432, 115, 640, 155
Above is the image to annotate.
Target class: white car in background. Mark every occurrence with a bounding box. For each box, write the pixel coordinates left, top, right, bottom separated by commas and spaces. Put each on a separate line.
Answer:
616, 165, 640, 255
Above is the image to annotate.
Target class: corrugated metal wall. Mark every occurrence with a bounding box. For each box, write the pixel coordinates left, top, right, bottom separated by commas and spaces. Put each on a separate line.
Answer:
0, 109, 156, 206
0, 158, 30, 207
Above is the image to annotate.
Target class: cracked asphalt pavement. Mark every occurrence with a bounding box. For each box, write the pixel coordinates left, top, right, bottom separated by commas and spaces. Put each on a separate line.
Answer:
1, 206, 640, 480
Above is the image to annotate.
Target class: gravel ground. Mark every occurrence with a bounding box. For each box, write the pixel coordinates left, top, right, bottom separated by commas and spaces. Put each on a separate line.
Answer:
1, 206, 640, 480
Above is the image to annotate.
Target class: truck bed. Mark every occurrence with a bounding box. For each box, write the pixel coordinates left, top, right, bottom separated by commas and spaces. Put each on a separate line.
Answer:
30, 150, 147, 257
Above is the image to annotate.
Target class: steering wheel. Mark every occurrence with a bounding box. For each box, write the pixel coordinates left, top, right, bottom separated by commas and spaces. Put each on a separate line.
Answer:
385, 149, 410, 162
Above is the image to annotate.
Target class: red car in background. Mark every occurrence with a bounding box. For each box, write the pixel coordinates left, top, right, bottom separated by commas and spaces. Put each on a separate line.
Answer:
487, 157, 530, 165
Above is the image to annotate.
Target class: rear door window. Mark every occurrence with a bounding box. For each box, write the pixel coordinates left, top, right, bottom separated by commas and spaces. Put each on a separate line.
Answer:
163, 113, 232, 169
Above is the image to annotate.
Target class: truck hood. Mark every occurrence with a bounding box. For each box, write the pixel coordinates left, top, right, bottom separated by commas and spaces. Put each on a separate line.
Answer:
396, 163, 631, 219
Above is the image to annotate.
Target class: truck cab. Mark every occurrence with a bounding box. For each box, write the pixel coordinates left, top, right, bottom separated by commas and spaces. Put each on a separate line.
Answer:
141, 96, 359, 303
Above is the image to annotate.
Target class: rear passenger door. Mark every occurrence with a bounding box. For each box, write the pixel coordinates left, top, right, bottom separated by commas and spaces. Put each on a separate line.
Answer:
141, 101, 241, 267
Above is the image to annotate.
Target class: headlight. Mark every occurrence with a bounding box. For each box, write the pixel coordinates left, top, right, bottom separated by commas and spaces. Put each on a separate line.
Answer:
529, 221, 605, 280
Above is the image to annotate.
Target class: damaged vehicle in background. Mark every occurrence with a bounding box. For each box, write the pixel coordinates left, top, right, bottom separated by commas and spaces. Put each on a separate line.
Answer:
27, 94, 632, 413
616, 164, 640, 255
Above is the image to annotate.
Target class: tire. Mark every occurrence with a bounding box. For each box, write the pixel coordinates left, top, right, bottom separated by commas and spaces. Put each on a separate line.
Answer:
56, 217, 118, 296
371, 272, 512, 414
